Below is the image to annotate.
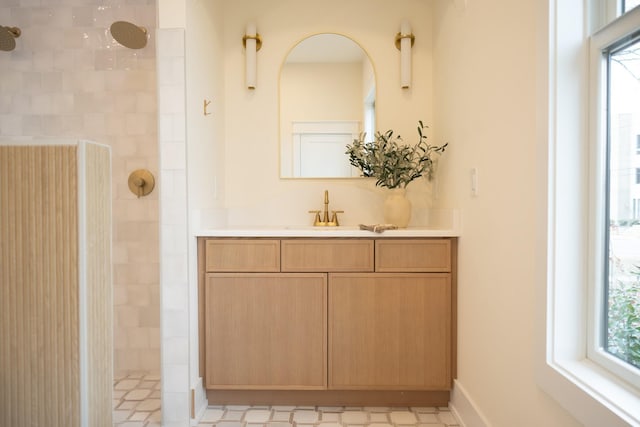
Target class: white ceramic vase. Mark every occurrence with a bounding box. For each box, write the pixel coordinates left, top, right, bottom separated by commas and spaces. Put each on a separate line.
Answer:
383, 188, 411, 228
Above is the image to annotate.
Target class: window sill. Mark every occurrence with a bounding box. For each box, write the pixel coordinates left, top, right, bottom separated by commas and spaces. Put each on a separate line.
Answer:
538, 356, 640, 426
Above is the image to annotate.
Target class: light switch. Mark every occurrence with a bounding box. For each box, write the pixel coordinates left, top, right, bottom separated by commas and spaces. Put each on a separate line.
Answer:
470, 167, 478, 197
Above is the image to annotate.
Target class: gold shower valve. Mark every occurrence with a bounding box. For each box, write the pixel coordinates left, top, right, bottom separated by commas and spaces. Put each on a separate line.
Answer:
128, 169, 155, 198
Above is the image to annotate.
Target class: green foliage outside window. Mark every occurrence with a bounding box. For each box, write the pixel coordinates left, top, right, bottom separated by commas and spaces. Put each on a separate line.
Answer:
607, 263, 640, 369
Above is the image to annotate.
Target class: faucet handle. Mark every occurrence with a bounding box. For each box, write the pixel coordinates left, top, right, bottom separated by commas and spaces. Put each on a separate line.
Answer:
308, 210, 322, 226
329, 210, 344, 226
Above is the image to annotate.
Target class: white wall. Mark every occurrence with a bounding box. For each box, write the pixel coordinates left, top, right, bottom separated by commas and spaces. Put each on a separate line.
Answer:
432, 1, 582, 426
200, 0, 437, 228
158, 0, 594, 425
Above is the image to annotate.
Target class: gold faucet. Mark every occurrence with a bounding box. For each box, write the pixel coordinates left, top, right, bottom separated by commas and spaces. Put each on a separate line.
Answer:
309, 190, 343, 226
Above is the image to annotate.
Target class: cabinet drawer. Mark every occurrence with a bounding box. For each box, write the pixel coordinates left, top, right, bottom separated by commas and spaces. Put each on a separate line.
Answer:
375, 239, 451, 272
281, 239, 374, 272
205, 239, 280, 272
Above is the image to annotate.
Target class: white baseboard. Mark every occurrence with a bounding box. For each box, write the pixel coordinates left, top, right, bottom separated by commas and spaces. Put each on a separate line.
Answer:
450, 380, 491, 427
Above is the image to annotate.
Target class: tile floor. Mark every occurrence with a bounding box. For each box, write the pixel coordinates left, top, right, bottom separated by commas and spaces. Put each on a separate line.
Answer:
112, 375, 462, 427
197, 405, 461, 427
113, 372, 161, 427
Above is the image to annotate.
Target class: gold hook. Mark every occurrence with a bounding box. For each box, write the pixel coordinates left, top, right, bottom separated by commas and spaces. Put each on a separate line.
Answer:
203, 99, 212, 116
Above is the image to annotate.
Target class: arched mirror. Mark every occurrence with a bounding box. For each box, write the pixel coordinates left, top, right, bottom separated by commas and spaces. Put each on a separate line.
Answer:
279, 34, 376, 178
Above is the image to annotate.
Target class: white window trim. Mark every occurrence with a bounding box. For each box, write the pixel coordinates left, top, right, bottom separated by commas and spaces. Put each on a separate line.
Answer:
538, 1, 640, 426
588, 5, 640, 391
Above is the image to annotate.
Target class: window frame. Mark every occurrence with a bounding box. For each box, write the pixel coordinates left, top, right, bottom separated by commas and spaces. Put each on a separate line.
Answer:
538, 1, 640, 426
587, 6, 640, 391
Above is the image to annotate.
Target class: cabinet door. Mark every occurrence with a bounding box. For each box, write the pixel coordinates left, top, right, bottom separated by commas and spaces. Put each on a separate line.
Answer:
329, 273, 451, 390
205, 273, 327, 389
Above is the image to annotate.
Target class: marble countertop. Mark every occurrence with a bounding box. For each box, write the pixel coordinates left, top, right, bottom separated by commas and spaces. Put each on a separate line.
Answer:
196, 226, 460, 238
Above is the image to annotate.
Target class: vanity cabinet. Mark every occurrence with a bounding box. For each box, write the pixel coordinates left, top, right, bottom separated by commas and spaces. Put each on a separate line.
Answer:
198, 236, 456, 405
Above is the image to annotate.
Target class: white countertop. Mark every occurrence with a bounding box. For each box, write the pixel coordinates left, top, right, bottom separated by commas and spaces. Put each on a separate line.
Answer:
196, 226, 460, 238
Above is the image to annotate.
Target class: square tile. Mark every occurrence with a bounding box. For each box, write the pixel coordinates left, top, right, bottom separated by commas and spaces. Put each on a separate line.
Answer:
115, 379, 140, 390
137, 398, 161, 411
224, 410, 245, 421
293, 410, 319, 423
201, 408, 224, 422
272, 406, 296, 411
437, 411, 458, 424
417, 412, 440, 423
113, 409, 131, 423
215, 422, 243, 427
341, 411, 368, 424
272, 411, 292, 422
113, 389, 127, 399
245, 409, 272, 423
369, 413, 389, 423
124, 388, 152, 401
389, 411, 417, 424
117, 400, 138, 410
411, 407, 437, 413
139, 380, 157, 389
129, 411, 150, 421
148, 410, 162, 422
321, 412, 340, 422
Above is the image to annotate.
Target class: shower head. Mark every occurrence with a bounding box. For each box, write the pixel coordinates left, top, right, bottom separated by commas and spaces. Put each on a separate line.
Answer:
0, 26, 21, 52
110, 21, 148, 49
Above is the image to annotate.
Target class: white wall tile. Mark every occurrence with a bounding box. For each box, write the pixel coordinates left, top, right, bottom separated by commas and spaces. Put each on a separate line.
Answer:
163, 337, 189, 365
163, 364, 189, 393
162, 391, 189, 425
162, 309, 189, 339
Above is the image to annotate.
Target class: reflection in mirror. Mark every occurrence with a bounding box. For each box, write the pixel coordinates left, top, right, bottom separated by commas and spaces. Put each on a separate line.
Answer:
280, 34, 376, 178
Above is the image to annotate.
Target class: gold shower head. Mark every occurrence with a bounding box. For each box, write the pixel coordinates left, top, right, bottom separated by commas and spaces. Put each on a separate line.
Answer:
110, 21, 148, 49
0, 26, 21, 52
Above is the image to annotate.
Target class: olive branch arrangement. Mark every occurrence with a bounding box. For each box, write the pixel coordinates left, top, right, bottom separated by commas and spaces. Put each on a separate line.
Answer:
345, 121, 448, 189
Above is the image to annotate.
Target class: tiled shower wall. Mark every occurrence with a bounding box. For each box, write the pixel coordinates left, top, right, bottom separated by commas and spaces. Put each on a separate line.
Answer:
0, 0, 159, 374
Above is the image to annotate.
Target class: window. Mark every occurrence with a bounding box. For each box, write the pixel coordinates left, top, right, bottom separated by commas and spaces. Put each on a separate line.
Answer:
625, 0, 640, 12
598, 33, 640, 384
540, 1, 640, 425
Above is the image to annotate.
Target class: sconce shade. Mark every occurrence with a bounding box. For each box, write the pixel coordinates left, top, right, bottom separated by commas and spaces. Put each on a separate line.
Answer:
399, 20, 412, 89
245, 23, 257, 89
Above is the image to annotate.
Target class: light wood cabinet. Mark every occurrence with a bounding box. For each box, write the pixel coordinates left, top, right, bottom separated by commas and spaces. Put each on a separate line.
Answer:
328, 273, 451, 390
281, 239, 374, 272
205, 273, 326, 389
199, 236, 456, 405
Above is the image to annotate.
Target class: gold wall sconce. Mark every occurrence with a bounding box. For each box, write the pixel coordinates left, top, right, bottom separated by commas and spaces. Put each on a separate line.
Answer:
128, 169, 155, 198
395, 20, 415, 89
242, 23, 262, 89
